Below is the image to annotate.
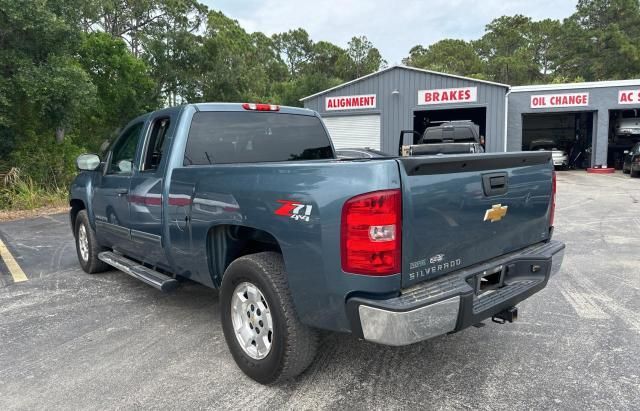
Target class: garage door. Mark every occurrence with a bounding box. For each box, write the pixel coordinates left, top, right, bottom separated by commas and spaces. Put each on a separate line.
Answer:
322, 115, 381, 150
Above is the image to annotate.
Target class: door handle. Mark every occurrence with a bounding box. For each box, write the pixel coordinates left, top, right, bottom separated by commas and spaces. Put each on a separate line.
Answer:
115, 188, 129, 196
482, 172, 508, 196
490, 176, 506, 188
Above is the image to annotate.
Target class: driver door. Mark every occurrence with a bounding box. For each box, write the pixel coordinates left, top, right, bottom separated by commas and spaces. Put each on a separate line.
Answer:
92, 121, 144, 251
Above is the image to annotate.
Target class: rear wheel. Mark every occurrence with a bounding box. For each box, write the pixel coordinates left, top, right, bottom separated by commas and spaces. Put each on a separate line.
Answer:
631, 168, 639, 178
220, 252, 318, 384
74, 210, 109, 274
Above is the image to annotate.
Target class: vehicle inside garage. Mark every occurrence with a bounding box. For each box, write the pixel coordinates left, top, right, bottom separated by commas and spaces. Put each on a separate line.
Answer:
608, 108, 640, 169
521, 112, 593, 169
413, 107, 487, 141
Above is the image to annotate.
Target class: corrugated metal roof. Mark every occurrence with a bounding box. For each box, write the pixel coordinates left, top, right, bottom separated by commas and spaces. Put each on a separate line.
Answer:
300, 65, 510, 101
511, 79, 640, 93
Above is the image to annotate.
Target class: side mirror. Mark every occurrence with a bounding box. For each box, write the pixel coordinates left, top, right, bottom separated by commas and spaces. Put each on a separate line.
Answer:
76, 154, 101, 171
117, 160, 133, 174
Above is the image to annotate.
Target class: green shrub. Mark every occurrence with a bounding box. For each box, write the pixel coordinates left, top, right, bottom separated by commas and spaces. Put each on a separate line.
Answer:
8, 135, 84, 190
0, 167, 68, 210
1, 135, 82, 210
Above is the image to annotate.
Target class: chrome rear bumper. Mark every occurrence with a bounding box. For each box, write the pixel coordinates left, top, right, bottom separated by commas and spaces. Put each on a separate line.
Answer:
351, 240, 565, 346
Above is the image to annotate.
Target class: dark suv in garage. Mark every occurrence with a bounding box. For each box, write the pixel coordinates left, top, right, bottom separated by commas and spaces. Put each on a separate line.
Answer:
622, 142, 640, 177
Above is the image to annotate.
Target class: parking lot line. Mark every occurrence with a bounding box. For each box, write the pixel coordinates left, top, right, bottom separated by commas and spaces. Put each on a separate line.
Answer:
0, 237, 28, 283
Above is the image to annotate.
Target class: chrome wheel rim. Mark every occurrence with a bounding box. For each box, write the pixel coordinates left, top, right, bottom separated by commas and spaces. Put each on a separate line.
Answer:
231, 282, 273, 360
78, 224, 89, 262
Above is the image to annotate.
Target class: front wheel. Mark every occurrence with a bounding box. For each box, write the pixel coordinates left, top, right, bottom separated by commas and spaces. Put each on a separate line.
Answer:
74, 210, 109, 274
220, 252, 318, 384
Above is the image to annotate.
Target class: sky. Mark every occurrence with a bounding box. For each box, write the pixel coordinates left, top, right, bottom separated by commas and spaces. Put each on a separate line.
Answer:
204, 0, 579, 64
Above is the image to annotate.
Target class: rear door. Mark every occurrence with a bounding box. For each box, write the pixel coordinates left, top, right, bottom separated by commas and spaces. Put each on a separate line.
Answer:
398, 152, 553, 287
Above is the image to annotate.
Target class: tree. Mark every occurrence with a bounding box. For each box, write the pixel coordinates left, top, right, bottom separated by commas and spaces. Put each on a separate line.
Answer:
474, 15, 541, 85
16, 56, 96, 143
341, 36, 386, 79
529, 19, 563, 77
140, 0, 208, 105
555, 0, 640, 81
272, 29, 313, 77
78, 32, 159, 147
0, 0, 95, 144
403, 39, 484, 77
306, 41, 348, 79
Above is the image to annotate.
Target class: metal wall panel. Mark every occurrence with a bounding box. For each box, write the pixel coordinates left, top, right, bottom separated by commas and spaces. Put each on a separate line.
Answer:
303, 66, 508, 155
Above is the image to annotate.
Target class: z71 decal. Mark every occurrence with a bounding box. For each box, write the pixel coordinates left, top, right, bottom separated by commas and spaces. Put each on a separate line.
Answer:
275, 200, 313, 222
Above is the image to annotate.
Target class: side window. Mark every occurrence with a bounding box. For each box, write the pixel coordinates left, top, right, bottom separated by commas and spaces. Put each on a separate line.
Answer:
108, 122, 143, 175
143, 117, 171, 171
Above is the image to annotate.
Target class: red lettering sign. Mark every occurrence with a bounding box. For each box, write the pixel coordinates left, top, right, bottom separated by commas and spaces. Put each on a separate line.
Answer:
418, 87, 477, 105
618, 89, 640, 105
530, 93, 589, 108
325, 94, 376, 111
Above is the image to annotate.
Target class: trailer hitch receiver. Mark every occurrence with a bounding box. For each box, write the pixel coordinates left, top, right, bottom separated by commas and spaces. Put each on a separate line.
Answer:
492, 306, 518, 324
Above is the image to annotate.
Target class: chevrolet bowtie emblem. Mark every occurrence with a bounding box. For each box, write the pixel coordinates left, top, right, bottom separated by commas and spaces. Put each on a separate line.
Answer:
484, 204, 508, 222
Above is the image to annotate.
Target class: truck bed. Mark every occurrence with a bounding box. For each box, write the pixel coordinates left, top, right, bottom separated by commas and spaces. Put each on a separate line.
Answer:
166, 151, 553, 330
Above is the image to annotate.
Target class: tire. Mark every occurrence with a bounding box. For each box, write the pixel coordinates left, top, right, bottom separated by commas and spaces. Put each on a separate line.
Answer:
220, 252, 318, 384
623, 167, 630, 174
631, 168, 639, 178
74, 210, 110, 274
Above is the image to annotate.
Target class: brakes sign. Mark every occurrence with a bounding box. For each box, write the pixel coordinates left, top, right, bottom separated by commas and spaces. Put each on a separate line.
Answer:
418, 87, 477, 105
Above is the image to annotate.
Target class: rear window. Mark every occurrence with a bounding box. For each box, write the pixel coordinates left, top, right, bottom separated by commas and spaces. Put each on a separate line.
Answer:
422, 128, 442, 142
454, 127, 475, 140
184, 112, 334, 165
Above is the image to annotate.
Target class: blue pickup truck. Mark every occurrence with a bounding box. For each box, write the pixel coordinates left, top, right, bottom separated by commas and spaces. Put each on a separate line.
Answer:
70, 103, 565, 384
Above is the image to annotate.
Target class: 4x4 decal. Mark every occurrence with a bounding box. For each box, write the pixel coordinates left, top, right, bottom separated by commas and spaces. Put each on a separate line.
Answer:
275, 200, 312, 222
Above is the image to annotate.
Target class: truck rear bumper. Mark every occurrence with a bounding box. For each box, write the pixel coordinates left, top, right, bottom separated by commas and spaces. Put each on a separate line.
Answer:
347, 240, 565, 346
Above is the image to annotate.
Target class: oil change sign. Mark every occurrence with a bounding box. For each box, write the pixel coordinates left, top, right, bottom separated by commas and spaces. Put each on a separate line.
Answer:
418, 87, 477, 105
325, 94, 376, 111
530, 92, 589, 108
618, 90, 640, 104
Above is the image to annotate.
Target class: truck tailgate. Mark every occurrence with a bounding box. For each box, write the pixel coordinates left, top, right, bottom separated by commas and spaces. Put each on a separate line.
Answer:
398, 152, 553, 287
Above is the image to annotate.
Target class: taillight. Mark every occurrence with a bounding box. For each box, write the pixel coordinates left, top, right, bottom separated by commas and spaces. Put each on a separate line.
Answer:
242, 103, 280, 111
341, 189, 401, 276
550, 170, 556, 227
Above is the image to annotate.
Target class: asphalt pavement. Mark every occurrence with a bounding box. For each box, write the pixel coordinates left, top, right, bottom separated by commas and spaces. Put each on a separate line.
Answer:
0, 170, 639, 410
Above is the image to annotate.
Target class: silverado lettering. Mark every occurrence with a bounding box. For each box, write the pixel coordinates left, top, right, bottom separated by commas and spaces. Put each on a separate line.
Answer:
409, 259, 463, 281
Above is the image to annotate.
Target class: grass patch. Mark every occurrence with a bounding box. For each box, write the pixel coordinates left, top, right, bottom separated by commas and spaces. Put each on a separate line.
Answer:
0, 168, 68, 211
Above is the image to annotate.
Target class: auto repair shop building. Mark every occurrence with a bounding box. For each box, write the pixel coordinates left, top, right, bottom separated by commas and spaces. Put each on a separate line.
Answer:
507, 80, 640, 169
301, 65, 510, 154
